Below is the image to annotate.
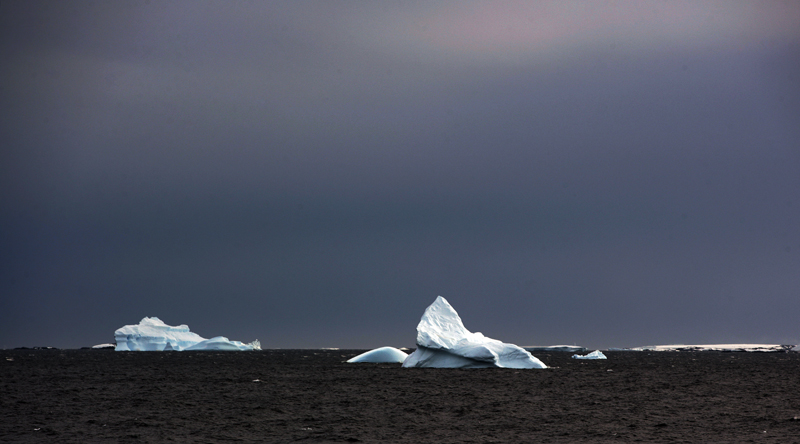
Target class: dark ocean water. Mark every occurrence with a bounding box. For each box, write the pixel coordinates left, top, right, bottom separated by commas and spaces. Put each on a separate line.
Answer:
2, 349, 799, 443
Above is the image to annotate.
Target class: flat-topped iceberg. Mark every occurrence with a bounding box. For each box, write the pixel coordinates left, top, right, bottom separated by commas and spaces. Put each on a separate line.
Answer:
573, 350, 607, 359
114, 317, 260, 351
403, 296, 546, 369
347, 347, 409, 363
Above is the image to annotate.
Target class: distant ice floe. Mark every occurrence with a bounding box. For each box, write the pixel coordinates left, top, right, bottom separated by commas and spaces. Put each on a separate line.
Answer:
402, 296, 547, 369
347, 347, 409, 363
524, 345, 587, 353
572, 350, 607, 360
91, 343, 116, 349
625, 344, 795, 353
114, 317, 260, 351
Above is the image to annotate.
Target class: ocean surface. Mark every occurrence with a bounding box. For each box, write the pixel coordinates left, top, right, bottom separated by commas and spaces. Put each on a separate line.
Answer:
2, 349, 799, 443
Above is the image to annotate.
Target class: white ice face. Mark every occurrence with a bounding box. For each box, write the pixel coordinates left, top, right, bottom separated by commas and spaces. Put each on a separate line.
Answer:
347, 346, 409, 363
114, 317, 260, 351
403, 296, 547, 369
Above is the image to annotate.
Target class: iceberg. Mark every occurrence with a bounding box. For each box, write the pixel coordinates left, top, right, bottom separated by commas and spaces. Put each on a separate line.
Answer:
572, 350, 607, 359
114, 317, 260, 351
402, 296, 546, 369
347, 347, 409, 363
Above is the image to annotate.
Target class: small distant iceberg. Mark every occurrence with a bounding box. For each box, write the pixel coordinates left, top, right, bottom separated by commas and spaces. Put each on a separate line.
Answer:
572, 350, 607, 360
91, 343, 116, 349
114, 317, 260, 351
347, 347, 409, 363
402, 296, 547, 369
524, 345, 587, 353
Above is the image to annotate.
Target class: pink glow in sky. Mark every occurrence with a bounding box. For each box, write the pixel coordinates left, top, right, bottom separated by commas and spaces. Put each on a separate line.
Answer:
371, 1, 800, 61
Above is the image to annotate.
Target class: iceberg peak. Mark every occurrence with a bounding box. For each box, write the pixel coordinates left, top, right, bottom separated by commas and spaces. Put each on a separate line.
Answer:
415, 296, 484, 350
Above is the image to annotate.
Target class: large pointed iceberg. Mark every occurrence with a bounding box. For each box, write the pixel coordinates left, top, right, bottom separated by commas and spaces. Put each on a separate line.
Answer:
114, 317, 260, 351
402, 296, 546, 369
347, 347, 409, 363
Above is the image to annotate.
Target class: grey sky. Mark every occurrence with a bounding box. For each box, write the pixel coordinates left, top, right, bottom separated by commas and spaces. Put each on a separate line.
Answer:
2, 1, 799, 349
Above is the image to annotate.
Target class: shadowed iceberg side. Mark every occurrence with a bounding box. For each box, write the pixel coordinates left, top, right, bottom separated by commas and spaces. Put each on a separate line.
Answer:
403, 296, 546, 369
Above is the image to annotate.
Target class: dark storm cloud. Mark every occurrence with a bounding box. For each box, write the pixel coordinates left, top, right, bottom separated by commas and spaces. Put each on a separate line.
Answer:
2, 1, 799, 349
